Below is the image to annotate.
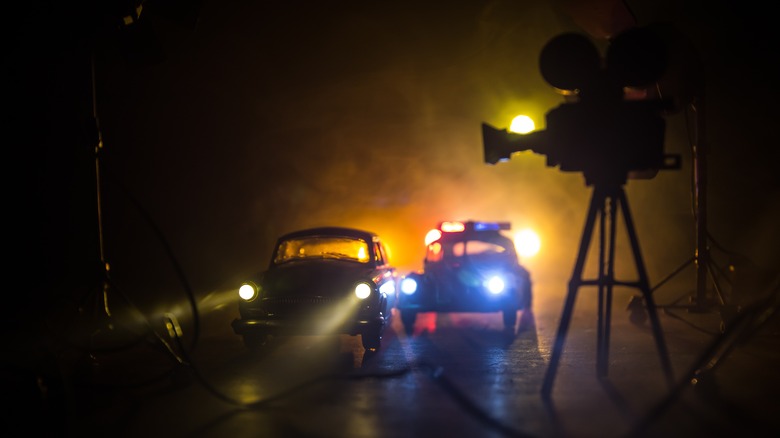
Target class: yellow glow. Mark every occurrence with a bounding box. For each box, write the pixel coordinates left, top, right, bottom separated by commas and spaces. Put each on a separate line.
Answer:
514, 229, 541, 258
383, 243, 393, 262
357, 246, 368, 261
509, 115, 535, 134
311, 295, 362, 336
238, 283, 257, 301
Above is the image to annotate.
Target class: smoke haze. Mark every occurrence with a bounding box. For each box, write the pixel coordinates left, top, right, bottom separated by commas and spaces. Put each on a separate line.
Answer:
80, 1, 778, 309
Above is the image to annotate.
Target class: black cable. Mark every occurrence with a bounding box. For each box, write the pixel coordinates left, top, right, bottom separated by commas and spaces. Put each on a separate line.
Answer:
428, 365, 535, 438
625, 277, 780, 436
96, 167, 202, 354
156, 313, 537, 437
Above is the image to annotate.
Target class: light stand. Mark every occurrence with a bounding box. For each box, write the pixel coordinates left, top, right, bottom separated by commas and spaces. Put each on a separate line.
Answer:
691, 97, 710, 311
75, 52, 117, 348
627, 96, 733, 328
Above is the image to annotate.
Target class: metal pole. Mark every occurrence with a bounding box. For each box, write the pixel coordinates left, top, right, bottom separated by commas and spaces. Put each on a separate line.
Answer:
692, 97, 709, 312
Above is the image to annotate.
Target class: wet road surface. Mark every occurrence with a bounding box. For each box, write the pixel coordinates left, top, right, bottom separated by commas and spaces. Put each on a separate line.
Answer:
9, 276, 780, 438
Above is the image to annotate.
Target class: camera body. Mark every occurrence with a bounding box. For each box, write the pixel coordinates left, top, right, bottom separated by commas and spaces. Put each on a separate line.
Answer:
483, 96, 679, 186
483, 29, 682, 186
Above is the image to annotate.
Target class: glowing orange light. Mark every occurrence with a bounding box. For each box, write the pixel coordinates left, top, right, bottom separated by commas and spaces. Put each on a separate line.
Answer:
424, 229, 442, 246
440, 221, 465, 233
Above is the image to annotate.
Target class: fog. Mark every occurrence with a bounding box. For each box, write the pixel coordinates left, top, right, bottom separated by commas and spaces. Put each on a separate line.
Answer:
19, 1, 777, 314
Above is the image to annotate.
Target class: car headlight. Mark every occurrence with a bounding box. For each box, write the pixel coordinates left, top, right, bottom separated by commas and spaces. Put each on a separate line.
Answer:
401, 277, 418, 295
379, 280, 395, 296
238, 282, 258, 301
354, 282, 372, 299
485, 275, 505, 295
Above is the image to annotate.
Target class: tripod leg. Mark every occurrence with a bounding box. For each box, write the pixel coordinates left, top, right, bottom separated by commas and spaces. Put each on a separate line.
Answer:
542, 188, 603, 397
618, 189, 675, 388
598, 193, 618, 379
596, 193, 607, 378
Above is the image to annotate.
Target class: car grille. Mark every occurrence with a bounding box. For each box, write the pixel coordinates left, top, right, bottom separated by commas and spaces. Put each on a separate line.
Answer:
261, 296, 343, 316
267, 296, 335, 305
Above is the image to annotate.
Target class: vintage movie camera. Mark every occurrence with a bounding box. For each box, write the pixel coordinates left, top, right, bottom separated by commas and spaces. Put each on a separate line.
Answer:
483, 28, 681, 186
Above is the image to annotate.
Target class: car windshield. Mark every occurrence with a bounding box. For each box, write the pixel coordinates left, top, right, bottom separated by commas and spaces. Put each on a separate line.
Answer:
427, 237, 514, 263
274, 236, 371, 264
452, 240, 507, 257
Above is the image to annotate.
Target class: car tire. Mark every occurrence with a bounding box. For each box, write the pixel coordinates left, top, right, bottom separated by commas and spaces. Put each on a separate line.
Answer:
361, 329, 382, 352
521, 281, 534, 311
400, 310, 417, 335
502, 309, 517, 331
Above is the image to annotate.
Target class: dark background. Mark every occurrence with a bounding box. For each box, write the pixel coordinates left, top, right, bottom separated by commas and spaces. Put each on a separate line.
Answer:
7, 0, 779, 339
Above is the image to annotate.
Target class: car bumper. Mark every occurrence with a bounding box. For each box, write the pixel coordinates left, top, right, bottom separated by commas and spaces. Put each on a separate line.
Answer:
398, 294, 520, 312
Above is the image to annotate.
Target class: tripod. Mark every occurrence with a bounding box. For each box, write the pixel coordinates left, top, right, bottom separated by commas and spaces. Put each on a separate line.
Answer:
541, 182, 675, 397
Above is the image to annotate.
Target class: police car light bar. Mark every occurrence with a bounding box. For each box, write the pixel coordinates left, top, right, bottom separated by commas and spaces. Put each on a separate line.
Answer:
438, 221, 511, 233
472, 221, 511, 231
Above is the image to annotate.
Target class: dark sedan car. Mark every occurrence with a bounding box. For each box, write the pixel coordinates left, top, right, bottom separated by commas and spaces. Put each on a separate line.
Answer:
397, 220, 533, 334
231, 227, 398, 351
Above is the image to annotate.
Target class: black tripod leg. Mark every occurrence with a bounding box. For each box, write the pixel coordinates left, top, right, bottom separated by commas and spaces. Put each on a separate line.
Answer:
542, 188, 602, 397
618, 189, 675, 388
596, 193, 607, 378
598, 193, 618, 379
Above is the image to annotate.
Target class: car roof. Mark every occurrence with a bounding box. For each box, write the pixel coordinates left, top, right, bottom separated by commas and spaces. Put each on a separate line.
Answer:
277, 226, 380, 243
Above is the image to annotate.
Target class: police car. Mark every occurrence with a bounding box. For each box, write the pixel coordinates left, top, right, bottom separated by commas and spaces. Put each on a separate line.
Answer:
397, 221, 533, 334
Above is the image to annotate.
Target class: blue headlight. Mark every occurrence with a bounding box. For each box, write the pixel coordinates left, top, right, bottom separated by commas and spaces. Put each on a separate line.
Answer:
379, 280, 395, 296
485, 275, 505, 294
401, 277, 418, 295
